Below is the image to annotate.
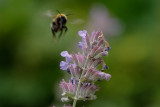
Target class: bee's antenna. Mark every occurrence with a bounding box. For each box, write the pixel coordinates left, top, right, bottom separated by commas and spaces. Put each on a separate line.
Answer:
56, 10, 61, 14
66, 14, 72, 16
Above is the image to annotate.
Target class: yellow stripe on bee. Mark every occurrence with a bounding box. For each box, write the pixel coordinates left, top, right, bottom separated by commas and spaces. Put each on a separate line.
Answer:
55, 14, 67, 19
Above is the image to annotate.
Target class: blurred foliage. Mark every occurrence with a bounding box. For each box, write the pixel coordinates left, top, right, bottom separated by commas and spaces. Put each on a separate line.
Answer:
0, 0, 160, 107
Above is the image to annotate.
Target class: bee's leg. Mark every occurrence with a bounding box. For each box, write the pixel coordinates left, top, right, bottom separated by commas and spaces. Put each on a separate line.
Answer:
58, 30, 63, 38
63, 26, 68, 32
51, 23, 57, 38
51, 27, 56, 38
63, 26, 68, 36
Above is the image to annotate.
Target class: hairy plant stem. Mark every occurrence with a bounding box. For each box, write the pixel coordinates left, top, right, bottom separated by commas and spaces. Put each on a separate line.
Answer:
72, 56, 89, 107
72, 80, 81, 107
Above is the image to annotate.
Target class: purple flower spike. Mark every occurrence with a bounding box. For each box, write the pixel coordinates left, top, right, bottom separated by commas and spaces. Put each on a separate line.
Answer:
59, 30, 112, 105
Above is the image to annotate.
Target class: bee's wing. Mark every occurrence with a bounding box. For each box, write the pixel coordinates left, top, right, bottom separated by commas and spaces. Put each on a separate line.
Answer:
41, 10, 56, 18
69, 18, 85, 25
43, 9, 71, 17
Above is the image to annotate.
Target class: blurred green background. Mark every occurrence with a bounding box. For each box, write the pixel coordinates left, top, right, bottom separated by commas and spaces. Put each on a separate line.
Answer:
0, 0, 160, 107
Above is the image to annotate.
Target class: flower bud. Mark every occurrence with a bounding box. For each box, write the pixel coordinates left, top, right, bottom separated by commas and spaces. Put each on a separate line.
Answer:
94, 51, 108, 59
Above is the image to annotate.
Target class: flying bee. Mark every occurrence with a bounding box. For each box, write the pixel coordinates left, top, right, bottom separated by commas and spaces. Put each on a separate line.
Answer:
50, 10, 69, 38
43, 10, 84, 38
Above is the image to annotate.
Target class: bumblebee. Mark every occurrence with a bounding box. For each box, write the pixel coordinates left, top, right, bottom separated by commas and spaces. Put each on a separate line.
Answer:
51, 10, 68, 38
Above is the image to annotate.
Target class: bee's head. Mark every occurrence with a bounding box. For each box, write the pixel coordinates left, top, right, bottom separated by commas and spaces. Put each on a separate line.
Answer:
56, 14, 67, 25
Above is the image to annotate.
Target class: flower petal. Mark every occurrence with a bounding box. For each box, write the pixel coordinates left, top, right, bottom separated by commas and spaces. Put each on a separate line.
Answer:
60, 61, 68, 70
78, 30, 87, 37
61, 51, 70, 57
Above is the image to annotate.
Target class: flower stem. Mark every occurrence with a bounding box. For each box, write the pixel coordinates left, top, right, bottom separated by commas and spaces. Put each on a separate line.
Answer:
72, 73, 83, 107
72, 56, 89, 107
72, 80, 81, 107
72, 99, 77, 107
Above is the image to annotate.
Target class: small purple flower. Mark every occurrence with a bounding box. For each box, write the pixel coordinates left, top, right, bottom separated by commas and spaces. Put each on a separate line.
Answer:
60, 61, 69, 70
78, 30, 88, 50
98, 72, 111, 81
102, 51, 108, 56
104, 73, 111, 81
60, 51, 73, 71
78, 42, 83, 49
61, 51, 72, 63
61, 51, 71, 57
78, 30, 87, 38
